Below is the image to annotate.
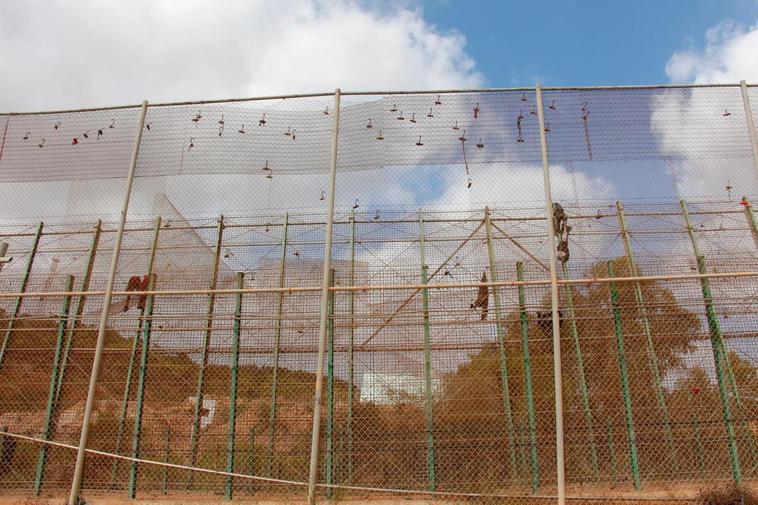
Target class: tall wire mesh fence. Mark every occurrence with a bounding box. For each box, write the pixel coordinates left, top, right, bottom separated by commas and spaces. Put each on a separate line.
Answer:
0, 84, 757, 503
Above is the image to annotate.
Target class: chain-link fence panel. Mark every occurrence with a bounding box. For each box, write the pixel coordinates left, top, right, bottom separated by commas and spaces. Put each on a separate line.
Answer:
316, 89, 561, 505
0, 104, 141, 496
84, 95, 338, 500
540, 84, 758, 499
0, 85, 757, 504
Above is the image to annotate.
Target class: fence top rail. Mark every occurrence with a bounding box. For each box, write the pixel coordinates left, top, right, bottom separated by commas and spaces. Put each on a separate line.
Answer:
342, 82, 750, 96
1, 269, 756, 299
2, 82, 754, 116
0, 199, 750, 234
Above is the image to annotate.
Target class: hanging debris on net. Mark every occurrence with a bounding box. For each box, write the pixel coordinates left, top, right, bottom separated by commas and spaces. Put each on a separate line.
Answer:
470, 271, 489, 320
122, 275, 150, 312
552, 202, 571, 263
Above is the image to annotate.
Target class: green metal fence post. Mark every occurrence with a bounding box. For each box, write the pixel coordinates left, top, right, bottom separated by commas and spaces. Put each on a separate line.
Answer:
226, 272, 245, 500
188, 215, 225, 487
347, 209, 355, 484
681, 200, 742, 483
616, 202, 678, 471
607, 262, 641, 490
420, 264, 436, 492
521, 423, 531, 479
325, 268, 335, 499
127, 273, 157, 498
740, 198, 758, 470
704, 254, 745, 480
483, 207, 518, 482
34, 275, 75, 495
55, 220, 102, 406
419, 209, 436, 491
162, 427, 170, 494
560, 262, 599, 478
0, 221, 43, 370
112, 216, 161, 484
682, 201, 741, 398
516, 262, 540, 491
266, 213, 289, 477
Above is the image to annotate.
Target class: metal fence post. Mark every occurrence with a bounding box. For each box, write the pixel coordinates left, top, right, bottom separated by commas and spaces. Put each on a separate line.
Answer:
325, 268, 336, 499
419, 209, 437, 491
0, 114, 10, 165
67, 99, 149, 505
306, 88, 341, 505
742, 198, 758, 468
34, 275, 75, 495
535, 83, 565, 505
681, 200, 743, 483
127, 274, 157, 498
187, 214, 225, 487
616, 202, 678, 471
347, 209, 356, 484
266, 212, 289, 477
225, 272, 245, 500
420, 263, 437, 492
681, 201, 741, 398
112, 215, 161, 484
55, 220, 102, 406
0, 221, 43, 370
483, 207, 518, 481
682, 202, 742, 396
516, 262, 540, 491
740, 80, 758, 181
560, 263, 599, 478
697, 254, 743, 483
607, 262, 641, 490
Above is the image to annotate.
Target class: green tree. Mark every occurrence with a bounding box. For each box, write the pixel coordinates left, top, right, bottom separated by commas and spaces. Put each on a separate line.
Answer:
438, 257, 703, 485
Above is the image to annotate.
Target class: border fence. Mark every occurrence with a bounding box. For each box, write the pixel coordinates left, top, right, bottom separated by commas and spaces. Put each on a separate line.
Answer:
0, 83, 757, 505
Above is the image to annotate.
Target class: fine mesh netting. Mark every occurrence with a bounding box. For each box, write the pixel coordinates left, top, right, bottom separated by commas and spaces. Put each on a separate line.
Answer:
0, 85, 757, 504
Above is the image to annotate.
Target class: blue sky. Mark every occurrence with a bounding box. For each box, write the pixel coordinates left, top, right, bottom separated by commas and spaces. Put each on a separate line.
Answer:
422, 0, 758, 86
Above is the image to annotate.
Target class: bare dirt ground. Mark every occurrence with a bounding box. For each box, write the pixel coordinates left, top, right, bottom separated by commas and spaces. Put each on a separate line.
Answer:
0, 493, 450, 505
0, 484, 723, 505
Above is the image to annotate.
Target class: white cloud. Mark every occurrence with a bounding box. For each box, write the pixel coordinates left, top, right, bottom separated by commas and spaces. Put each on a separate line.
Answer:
665, 20, 758, 83
0, 0, 483, 112
432, 162, 616, 209
649, 90, 757, 197
0, 0, 488, 225
653, 20, 758, 198
648, 22, 758, 340
0, 0, 620, 282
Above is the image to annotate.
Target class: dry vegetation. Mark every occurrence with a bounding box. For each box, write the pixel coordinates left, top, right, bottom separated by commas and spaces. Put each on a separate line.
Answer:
0, 257, 757, 497
699, 483, 758, 505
